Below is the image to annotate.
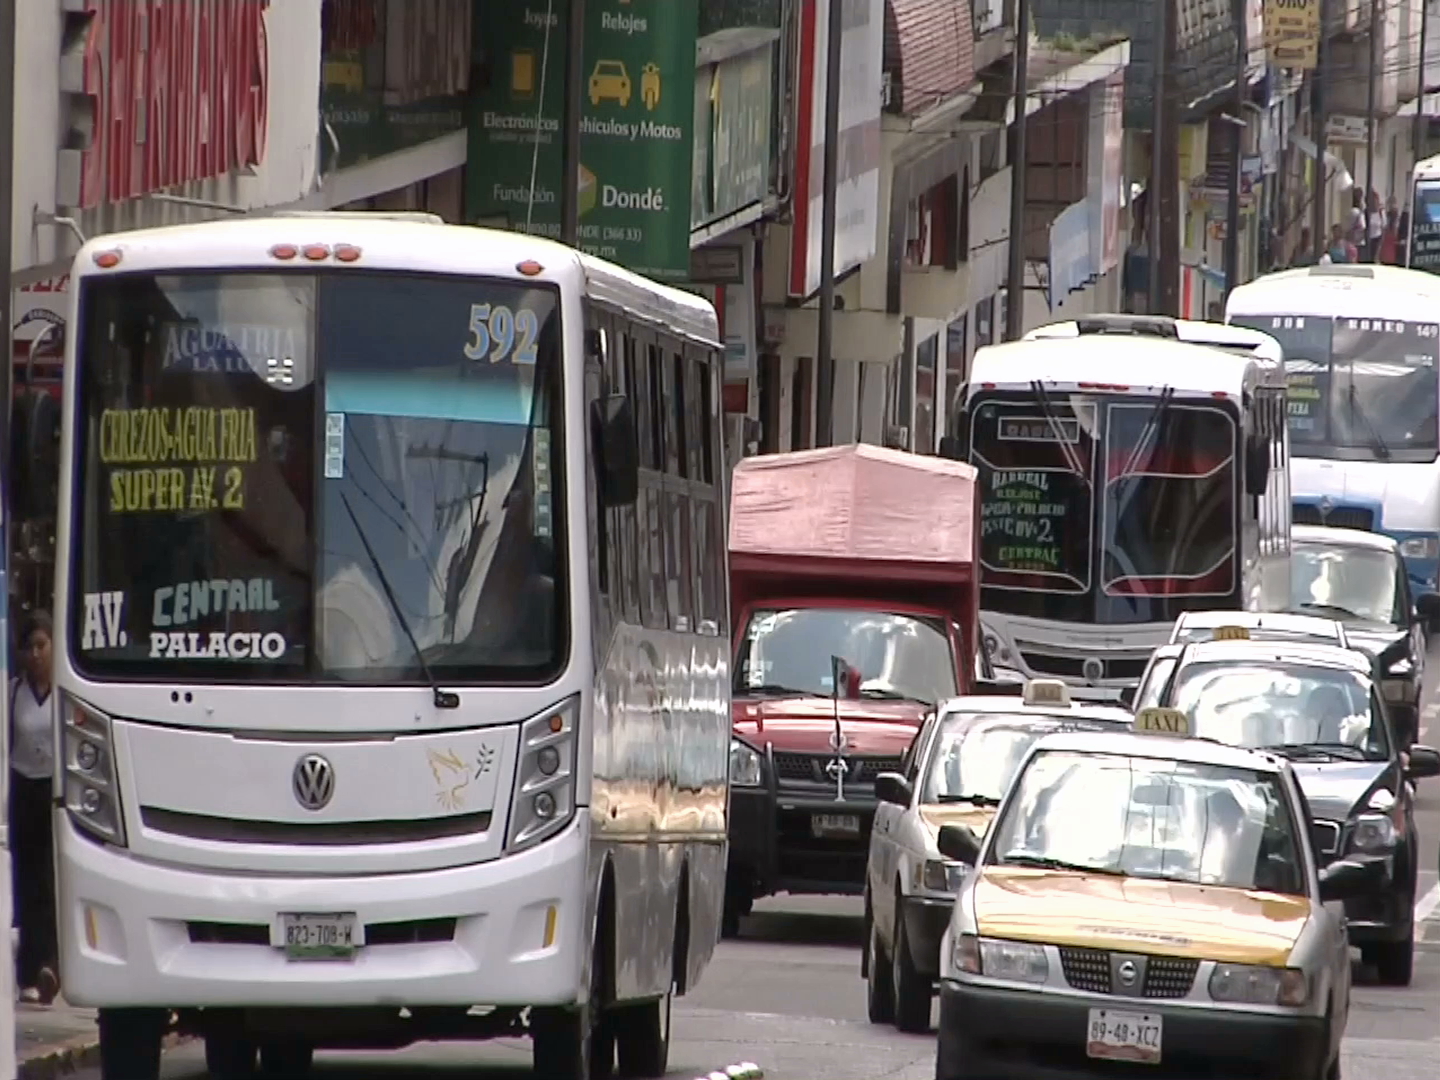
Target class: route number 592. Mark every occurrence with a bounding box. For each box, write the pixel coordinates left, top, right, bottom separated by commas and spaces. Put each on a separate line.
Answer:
464, 303, 540, 365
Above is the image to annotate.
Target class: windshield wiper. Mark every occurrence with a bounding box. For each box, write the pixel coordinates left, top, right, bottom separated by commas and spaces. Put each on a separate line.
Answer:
1261, 742, 1369, 761
339, 493, 460, 709
1296, 601, 1365, 621
1029, 378, 1086, 475
937, 793, 1002, 806
859, 687, 930, 704
1001, 851, 1126, 875
1346, 379, 1391, 460
738, 683, 812, 698
1120, 385, 1175, 480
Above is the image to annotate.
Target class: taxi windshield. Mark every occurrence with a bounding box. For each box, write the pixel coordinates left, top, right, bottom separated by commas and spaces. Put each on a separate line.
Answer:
988, 751, 1306, 895
1168, 662, 1389, 760
1290, 543, 1403, 625
922, 713, 1115, 804
733, 607, 958, 705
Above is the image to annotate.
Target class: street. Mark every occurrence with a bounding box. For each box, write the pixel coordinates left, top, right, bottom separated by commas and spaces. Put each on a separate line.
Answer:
50, 672, 1440, 1080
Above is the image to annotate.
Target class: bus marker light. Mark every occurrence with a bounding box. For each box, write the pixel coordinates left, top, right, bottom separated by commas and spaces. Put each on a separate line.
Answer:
93, 249, 122, 268
334, 244, 362, 262
84, 905, 99, 949
549, 714, 564, 734
543, 905, 558, 948
517, 260, 544, 276
302, 244, 330, 261
269, 243, 298, 260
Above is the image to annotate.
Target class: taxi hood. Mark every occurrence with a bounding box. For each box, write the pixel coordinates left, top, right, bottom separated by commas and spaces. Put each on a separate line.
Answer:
920, 803, 997, 839
732, 696, 926, 754
972, 866, 1309, 966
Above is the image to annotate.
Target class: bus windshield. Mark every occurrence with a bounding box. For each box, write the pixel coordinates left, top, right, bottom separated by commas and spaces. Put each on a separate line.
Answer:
1231, 313, 1440, 461
70, 270, 567, 684
970, 392, 1239, 624
1409, 178, 1440, 273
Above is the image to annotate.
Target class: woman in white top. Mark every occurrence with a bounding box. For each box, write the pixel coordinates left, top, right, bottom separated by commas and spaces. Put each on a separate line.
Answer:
11, 610, 58, 1004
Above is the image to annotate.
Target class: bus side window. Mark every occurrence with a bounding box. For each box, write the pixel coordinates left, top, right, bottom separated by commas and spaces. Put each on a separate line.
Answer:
692, 352, 722, 634
662, 341, 694, 631
635, 336, 667, 630
617, 327, 642, 624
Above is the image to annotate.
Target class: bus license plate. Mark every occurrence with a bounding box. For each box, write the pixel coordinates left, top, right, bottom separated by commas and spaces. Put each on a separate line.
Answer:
282, 913, 359, 960
1086, 1008, 1161, 1064
811, 813, 859, 837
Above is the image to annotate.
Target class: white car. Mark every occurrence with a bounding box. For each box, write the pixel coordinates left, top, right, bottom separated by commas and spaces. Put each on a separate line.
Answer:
1168, 610, 1351, 648
862, 679, 1131, 1032
934, 712, 1370, 1079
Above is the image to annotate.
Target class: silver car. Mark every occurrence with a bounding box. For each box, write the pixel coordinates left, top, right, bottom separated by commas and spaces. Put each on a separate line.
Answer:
934, 720, 1370, 1079
863, 679, 1130, 1033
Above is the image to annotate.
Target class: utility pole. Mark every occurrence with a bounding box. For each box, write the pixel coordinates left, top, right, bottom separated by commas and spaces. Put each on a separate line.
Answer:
1416, 0, 1431, 163
1156, 0, 1181, 313
1364, 0, 1378, 257
1222, 0, 1245, 302
0, 0, 16, 1074
1312, 0, 1329, 257
559, 0, 586, 245
814, 0, 844, 445
1147, 0, 1166, 311
1004, 0, 1031, 339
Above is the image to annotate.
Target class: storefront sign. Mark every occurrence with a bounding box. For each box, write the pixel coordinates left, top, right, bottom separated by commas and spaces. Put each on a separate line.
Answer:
67, 0, 270, 208
320, 0, 469, 170
466, 0, 699, 281
692, 45, 773, 229
1049, 200, 1095, 309
1264, 0, 1319, 69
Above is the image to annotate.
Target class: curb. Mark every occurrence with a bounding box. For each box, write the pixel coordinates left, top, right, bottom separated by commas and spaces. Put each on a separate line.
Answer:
18, 1031, 193, 1080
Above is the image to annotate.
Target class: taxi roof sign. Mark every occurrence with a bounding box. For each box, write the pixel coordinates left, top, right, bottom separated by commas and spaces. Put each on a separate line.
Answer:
1023, 678, 1071, 707
1134, 707, 1191, 736
1212, 625, 1250, 641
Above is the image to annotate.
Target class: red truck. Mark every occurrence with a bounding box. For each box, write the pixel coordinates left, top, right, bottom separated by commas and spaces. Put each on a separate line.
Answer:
724, 444, 979, 935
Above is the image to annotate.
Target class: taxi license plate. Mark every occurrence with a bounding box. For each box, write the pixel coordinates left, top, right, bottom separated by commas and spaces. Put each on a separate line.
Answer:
282, 913, 359, 960
811, 813, 859, 837
1086, 1008, 1161, 1064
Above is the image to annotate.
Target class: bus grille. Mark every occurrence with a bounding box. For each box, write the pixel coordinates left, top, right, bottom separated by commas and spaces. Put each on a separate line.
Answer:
1292, 504, 1373, 530
140, 806, 491, 845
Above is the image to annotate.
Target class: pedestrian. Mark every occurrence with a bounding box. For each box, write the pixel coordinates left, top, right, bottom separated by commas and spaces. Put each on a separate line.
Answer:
1380, 197, 1400, 265
11, 610, 58, 1005
1365, 190, 1384, 261
1328, 223, 1357, 264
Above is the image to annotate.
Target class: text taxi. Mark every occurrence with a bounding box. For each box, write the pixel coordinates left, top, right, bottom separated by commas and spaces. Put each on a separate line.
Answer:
863, 679, 1130, 1033
934, 708, 1375, 1080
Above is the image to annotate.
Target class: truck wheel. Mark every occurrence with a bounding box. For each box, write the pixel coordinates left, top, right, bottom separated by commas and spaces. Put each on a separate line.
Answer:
98, 1008, 166, 1080
891, 908, 932, 1033
532, 934, 615, 1079
865, 911, 895, 1025
613, 983, 672, 1077
259, 1041, 314, 1076
1371, 936, 1415, 987
205, 1033, 257, 1077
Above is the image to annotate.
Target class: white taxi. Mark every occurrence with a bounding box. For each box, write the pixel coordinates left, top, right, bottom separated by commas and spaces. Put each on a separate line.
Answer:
934, 708, 1372, 1079
863, 680, 1130, 1033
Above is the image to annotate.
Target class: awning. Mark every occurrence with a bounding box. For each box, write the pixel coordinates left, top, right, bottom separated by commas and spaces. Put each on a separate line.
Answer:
1290, 134, 1355, 190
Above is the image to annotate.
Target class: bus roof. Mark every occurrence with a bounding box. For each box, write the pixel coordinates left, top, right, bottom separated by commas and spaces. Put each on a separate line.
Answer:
1226, 264, 1440, 321
72, 214, 722, 347
1414, 153, 1440, 181
1024, 315, 1283, 366
967, 334, 1276, 397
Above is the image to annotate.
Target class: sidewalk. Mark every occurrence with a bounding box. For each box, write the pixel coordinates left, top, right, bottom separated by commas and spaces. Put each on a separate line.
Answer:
16, 1000, 100, 1080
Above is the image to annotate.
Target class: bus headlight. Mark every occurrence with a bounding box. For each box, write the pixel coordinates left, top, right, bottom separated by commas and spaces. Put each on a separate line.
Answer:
730, 739, 763, 787
505, 696, 579, 853
62, 695, 126, 846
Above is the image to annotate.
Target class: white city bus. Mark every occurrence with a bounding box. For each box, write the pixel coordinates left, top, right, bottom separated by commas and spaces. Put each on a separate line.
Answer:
957, 333, 1291, 692
1407, 153, 1440, 273
1227, 264, 1440, 606
53, 213, 730, 1080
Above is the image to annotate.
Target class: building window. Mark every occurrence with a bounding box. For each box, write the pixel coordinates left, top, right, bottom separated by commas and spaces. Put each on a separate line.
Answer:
915, 334, 938, 453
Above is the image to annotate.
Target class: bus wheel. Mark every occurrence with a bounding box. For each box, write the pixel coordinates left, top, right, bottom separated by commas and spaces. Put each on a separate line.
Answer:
98, 1008, 166, 1080
259, 1040, 314, 1076
614, 983, 672, 1077
531, 935, 615, 1080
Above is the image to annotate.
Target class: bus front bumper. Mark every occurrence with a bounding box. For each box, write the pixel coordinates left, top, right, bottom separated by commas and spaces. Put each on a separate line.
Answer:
56, 812, 589, 1009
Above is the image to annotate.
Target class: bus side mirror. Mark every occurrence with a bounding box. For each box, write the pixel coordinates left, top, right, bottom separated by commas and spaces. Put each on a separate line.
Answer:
938, 434, 963, 460
1245, 436, 1270, 496
592, 394, 639, 507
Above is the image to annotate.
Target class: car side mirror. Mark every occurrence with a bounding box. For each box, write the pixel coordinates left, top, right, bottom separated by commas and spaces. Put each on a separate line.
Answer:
1118, 686, 1137, 709
937, 823, 982, 865
874, 771, 913, 806
1405, 744, 1440, 779
1318, 857, 1384, 903
590, 394, 639, 507
1417, 593, 1440, 622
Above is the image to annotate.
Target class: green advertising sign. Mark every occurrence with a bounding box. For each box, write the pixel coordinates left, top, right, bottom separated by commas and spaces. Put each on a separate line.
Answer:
467, 0, 699, 281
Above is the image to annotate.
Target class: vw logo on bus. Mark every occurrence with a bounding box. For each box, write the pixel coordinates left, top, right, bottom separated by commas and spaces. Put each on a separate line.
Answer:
292, 754, 336, 811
